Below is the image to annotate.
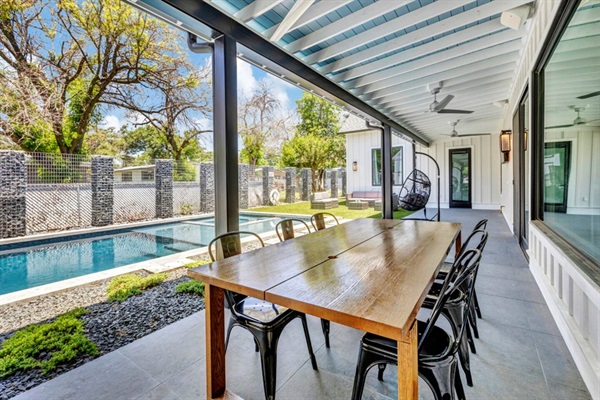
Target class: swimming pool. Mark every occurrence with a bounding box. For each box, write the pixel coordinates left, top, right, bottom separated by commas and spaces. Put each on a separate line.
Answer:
0, 214, 284, 295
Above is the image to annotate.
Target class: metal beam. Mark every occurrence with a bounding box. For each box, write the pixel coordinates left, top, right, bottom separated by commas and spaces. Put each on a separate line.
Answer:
213, 34, 239, 235
163, 0, 429, 146
381, 124, 394, 220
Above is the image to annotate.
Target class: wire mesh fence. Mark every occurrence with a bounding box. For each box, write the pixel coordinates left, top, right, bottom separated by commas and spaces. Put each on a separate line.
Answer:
173, 160, 201, 216
25, 153, 93, 233
113, 158, 156, 224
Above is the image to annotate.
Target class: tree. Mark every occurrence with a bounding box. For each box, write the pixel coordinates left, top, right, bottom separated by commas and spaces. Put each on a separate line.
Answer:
281, 93, 345, 192
238, 81, 292, 171
0, 0, 185, 154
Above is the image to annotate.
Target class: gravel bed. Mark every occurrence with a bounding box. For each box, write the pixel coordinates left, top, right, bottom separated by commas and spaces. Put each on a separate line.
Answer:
0, 272, 204, 399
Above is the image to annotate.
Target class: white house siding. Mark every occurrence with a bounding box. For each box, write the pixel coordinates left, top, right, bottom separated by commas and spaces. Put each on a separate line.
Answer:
345, 130, 414, 195
415, 134, 501, 210
500, 1, 599, 397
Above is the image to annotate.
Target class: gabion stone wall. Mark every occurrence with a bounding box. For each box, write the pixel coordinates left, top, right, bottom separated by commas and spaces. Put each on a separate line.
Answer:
0, 151, 27, 238
200, 163, 214, 212
262, 166, 274, 205
155, 159, 174, 219
301, 168, 311, 201
285, 168, 296, 203
91, 156, 113, 227
239, 164, 249, 209
330, 169, 339, 198
340, 168, 347, 197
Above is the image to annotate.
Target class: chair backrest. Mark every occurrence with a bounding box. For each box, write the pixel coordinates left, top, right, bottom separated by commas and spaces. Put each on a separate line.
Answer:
310, 212, 339, 231
275, 218, 311, 242
473, 219, 488, 232
208, 231, 265, 309
456, 228, 488, 260
419, 248, 482, 353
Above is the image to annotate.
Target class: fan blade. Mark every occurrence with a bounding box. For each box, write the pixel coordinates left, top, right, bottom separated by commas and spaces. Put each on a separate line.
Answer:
546, 124, 574, 129
438, 109, 474, 114
433, 95, 454, 111
577, 91, 600, 99
457, 133, 491, 137
586, 118, 600, 126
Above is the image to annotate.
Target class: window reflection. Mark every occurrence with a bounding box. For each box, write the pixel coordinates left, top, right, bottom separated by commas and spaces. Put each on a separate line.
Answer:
542, 0, 600, 263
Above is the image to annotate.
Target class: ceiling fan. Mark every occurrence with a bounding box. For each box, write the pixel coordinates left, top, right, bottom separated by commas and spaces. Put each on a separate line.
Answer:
577, 91, 600, 100
425, 85, 473, 114
446, 121, 491, 138
546, 106, 599, 129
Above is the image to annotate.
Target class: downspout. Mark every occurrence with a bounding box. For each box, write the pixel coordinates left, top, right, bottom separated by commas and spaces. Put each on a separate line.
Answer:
188, 33, 214, 53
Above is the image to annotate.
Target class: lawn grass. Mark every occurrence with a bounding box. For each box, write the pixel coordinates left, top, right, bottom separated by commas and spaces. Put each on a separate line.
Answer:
248, 199, 413, 220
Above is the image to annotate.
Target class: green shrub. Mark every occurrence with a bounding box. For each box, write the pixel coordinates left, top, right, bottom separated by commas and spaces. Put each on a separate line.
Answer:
175, 280, 205, 296
106, 273, 167, 302
183, 259, 210, 269
0, 308, 98, 377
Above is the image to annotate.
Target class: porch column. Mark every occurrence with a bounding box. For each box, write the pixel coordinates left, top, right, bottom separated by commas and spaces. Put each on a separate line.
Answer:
155, 159, 174, 219
213, 34, 239, 234
0, 150, 26, 238
301, 168, 311, 201
285, 168, 296, 203
91, 156, 113, 227
381, 124, 394, 219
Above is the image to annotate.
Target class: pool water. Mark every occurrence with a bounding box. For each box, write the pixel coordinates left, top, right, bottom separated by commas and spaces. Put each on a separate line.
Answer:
0, 214, 282, 295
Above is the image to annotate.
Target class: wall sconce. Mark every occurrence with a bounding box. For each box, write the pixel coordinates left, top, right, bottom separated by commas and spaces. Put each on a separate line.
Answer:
500, 130, 512, 163
352, 161, 358, 171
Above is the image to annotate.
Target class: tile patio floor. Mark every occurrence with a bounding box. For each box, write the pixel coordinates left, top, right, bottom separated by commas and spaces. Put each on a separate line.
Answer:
14, 210, 592, 400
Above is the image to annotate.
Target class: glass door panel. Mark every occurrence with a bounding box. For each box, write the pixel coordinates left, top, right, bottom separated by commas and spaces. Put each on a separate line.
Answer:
449, 148, 471, 208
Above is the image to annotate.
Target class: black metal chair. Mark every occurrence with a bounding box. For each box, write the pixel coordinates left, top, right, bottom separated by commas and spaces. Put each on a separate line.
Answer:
310, 212, 339, 232
208, 231, 318, 400
423, 229, 487, 387
351, 249, 482, 400
275, 218, 311, 242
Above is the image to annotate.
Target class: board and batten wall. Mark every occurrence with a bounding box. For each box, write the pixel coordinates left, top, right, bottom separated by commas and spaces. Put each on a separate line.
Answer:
415, 134, 501, 210
345, 129, 414, 195
500, 0, 599, 397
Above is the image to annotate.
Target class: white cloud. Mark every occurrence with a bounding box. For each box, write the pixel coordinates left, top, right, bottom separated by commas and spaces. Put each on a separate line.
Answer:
237, 59, 258, 98
99, 115, 123, 131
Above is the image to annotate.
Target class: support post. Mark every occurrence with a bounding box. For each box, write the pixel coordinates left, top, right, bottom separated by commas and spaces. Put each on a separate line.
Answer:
0, 151, 27, 238
330, 169, 338, 198
91, 156, 113, 227
213, 34, 239, 234
155, 159, 174, 219
200, 163, 215, 213
285, 167, 296, 203
340, 168, 347, 197
301, 168, 311, 201
381, 124, 394, 219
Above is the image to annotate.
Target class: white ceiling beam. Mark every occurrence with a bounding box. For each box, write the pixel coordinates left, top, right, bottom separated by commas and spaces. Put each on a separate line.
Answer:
303, 0, 471, 65
234, 0, 284, 22
285, 1, 410, 54
349, 29, 523, 92
262, 0, 353, 39
335, 19, 506, 83
319, 0, 532, 74
270, 0, 315, 42
382, 74, 514, 110
570, 7, 600, 26
365, 44, 521, 100
374, 63, 517, 107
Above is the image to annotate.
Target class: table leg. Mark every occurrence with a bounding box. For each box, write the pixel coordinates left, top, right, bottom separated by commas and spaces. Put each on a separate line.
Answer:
397, 322, 418, 400
205, 284, 226, 399
455, 230, 462, 258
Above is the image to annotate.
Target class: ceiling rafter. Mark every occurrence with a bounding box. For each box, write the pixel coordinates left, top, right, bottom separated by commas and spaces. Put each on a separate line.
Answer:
285, 1, 411, 54
270, 0, 315, 43
320, 0, 532, 75
234, 0, 284, 23
303, 0, 471, 66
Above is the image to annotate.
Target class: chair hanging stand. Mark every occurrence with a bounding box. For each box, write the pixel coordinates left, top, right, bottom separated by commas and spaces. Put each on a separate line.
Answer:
400, 151, 441, 222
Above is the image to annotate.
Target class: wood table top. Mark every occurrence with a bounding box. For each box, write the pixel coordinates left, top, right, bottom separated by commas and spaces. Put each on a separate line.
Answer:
188, 218, 402, 299
266, 220, 461, 340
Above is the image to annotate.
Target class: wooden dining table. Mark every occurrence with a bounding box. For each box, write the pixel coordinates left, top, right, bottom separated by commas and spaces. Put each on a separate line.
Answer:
188, 218, 461, 400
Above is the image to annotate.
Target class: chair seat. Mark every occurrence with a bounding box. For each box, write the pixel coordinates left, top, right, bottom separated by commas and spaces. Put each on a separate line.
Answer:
234, 297, 290, 323
362, 321, 453, 360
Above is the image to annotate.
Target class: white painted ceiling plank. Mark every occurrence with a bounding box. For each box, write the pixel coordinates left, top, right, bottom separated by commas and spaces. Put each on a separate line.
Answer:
366, 42, 522, 100
262, 0, 353, 38
570, 7, 600, 26
335, 19, 506, 83
303, 0, 471, 65
234, 0, 284, 23
350, 29, 524, 91
285, 1, 411, 53
271, 0, 315, 42
320, 0, 532, 74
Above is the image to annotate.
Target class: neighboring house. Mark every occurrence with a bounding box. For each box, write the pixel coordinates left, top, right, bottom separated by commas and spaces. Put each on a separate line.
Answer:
114, 165, 157, 184
342, 115, 414, 197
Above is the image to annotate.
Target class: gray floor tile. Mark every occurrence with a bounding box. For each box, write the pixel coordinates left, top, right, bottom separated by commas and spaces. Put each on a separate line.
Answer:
478, 262, 534, 282
548, 382, 593, 400
136, 384, 182, 400
119, 313, 205, 382
475, 293, 531, 330
476, 274, 524, 300
524, 301, 562, 336
533, 331, 589, 391
162, 359, 205, 400
518, 281, 547, 304
13, 352, 159, 400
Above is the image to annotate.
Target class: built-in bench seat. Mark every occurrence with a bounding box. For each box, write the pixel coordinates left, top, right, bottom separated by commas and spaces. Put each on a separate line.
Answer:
310, 192, 339, 209
346, 191, 381, 207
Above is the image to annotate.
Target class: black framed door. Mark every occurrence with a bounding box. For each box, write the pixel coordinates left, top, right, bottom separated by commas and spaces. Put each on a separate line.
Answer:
449, 148, 472, 208
544, 141, 571, 213
513, 90, 530, 251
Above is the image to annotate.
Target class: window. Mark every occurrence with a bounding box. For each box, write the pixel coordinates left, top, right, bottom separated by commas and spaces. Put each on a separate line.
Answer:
535, 0, 599, 265
141, 170, 154, 182
372, 146, 403, 186
121, 172, 132, 182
